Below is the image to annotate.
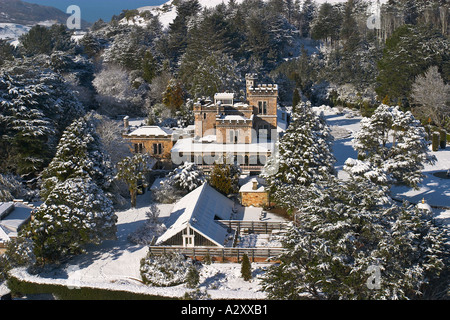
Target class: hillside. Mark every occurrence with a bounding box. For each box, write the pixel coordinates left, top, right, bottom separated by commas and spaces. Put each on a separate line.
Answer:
0, 0, 90, 27
125, 0, 387, 29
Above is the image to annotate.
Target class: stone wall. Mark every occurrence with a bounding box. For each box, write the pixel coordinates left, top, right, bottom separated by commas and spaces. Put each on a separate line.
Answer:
241, 191, 269, 208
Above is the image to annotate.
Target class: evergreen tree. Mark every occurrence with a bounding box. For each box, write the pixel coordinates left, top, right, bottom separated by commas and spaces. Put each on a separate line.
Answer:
345, 104, 436, 188
376, 24, 449, 106
19, 24, 73, 56
262, 101, 335, 206
0, 40, 15, 66
261, 176, 449, 300
241, 253, 252, 281
39, 117, 115, 200
311, 3, 342, 45
292, 88, 301, 108
162, 78, 185, 112
0, 62, 85, 176
183, 51, 242, 99
167, 0, 201, 64
186, 265, 200, 289
167, 162, 205, 193
24, 175, 117, 264
209, 161, 240, 196
19, 25, 52, 56
298, 0, 316, 38
142, 50, 157, 84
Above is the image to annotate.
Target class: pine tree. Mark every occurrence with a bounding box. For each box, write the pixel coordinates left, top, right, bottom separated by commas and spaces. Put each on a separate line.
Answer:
345, 104, 436, 189
186, 265, 200, 289
311, 3, 342, 45
24, 175, 117, 264
168, 162, 205, 193
262, 101, 335, 207
376, 24, 449, 106
241, 253, 252, 281
40, 117, 114, 200
0, 62, 84, 176
209, 161, 241, 196
261, 176, 449, 300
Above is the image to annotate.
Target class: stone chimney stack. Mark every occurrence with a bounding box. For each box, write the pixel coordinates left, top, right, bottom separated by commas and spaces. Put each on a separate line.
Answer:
123, 116, 130, 132
252, 178, 258, 191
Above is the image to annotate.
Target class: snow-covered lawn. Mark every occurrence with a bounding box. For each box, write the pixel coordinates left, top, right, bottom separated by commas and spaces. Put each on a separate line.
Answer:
8, 194, 276, 299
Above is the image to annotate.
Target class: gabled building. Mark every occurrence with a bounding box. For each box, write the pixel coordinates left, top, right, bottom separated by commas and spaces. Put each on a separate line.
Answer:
156, 183, 236, 248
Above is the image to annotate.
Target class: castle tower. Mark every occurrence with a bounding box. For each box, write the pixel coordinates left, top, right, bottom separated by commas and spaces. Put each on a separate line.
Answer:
245, 73, 258, 98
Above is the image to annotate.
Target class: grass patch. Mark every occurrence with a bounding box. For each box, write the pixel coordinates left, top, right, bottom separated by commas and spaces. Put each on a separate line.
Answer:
7, 276, 177, 300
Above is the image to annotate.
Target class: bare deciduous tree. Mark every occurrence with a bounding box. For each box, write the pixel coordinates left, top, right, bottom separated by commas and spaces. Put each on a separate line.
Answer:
411, 66, 450, 128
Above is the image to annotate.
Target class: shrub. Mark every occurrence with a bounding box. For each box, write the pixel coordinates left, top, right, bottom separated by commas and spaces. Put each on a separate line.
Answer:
140, 251, 192, 287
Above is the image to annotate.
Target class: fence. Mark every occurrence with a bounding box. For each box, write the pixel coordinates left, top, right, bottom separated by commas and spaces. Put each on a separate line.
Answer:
216, 220, 290, 235
146, 246, 286, 263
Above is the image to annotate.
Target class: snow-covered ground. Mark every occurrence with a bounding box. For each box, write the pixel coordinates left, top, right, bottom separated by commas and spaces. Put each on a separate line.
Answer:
8, 193, 278, 299
7, 105, 448, 299
316, 105, 450, 225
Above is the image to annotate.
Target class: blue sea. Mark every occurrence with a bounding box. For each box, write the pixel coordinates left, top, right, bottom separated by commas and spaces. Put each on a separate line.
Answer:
24, 0, 167, 22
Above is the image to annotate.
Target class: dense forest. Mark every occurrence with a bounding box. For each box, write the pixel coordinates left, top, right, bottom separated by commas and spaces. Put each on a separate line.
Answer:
0, 0, 448, 183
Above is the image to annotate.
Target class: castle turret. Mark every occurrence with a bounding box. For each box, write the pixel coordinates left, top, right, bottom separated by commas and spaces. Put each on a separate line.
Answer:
245, 73, 258, 98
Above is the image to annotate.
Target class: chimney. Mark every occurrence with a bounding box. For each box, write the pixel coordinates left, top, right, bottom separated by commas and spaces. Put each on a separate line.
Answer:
252, 179, 258, 191
123, 116, 130, 132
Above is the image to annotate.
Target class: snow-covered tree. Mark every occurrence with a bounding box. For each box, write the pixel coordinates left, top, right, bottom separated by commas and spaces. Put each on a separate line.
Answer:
0, 237, 35, 283
24, 176, 117, 264
168, 162, 205, 193
93, 64, 148, 117
262, 101, 335, 207
261, 177, 449, 300
345, 104, 436, 189
128, 204, 166, 245
411, 66, 450, 129
93, 115, 133, 166
180, 50, 242, 99
152, 162, 205, 204
0, 62, 84, 176
39, 117, 115, 200
140, 251, 192, 287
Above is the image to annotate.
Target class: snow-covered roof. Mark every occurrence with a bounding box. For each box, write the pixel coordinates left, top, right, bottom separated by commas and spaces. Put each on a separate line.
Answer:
0, 225, 10, 244
156, 183, 235, 247
0, 201, 33, 240
0, 202, 14, 219
239, 178, 266, 193
218, 115, 250, 122
127, 126, 172, 138
171, 138, 275, 154
214, 93, 234, 100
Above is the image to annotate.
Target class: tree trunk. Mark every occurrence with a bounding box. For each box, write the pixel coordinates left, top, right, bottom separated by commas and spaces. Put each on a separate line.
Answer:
130, 189, 137, 208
